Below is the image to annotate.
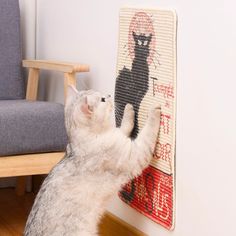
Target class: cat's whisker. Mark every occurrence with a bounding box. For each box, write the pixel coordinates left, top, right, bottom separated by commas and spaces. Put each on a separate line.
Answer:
114, 109, 124, 124
124, 51, 132, 61
150, 52, 161, 64
151, 48, 161, 57
77, 78, 90, 91
123, 48, 129, 54
122, 49, 130, 57
114, 110, 122, 119
115, 111, 123, 119
150, 57, 157, 69
149, 49, 161, 66
150, 56, 161, 68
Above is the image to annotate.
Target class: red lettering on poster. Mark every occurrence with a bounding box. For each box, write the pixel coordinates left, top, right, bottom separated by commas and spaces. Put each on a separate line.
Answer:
151, 78, 174, 99
154, 141, 171, 163
120, 167, 173, 229
160, 113, 171, 135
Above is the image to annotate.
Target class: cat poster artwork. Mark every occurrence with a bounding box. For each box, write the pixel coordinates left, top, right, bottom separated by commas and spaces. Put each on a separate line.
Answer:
115, 8, 177, 230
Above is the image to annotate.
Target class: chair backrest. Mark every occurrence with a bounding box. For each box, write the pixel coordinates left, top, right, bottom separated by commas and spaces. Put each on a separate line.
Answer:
0, 0, 25, 100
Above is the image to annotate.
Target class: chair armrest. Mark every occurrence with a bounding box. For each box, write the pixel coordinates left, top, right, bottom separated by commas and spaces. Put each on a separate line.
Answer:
22, 60, 89, 73
22, 60, 90, 101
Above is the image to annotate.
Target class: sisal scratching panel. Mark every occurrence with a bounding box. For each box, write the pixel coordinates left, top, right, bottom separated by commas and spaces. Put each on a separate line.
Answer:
114, 7, 177, 230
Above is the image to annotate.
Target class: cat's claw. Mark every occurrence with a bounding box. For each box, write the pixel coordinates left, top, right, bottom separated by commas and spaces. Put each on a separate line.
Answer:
149, 104, 161, 120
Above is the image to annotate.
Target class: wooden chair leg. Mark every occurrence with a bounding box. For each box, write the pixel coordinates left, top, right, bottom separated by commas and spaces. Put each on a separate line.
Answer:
15, 176, 27, 196
32, 175, 46, 194
64, 72, 76, 102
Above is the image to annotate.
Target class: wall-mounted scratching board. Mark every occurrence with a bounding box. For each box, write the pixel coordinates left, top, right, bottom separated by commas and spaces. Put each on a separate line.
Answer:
114, 7, 177, 230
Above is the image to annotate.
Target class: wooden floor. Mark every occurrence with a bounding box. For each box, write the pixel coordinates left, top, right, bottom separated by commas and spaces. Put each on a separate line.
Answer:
0, 188, 34, 235
0, 188, 146, 236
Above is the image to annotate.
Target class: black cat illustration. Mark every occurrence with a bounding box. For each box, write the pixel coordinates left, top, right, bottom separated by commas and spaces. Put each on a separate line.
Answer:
115, 32, 152, 202
115, 31, 152, 138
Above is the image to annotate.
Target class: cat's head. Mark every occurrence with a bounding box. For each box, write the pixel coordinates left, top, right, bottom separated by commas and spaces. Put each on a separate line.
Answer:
65, 86, 113, 135
132, 32, 152, 57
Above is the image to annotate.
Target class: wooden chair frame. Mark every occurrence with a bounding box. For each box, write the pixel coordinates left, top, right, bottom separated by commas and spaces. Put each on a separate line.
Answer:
0, 60, 89, 194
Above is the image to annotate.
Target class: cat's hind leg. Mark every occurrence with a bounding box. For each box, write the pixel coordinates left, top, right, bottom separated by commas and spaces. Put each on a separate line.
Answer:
120, 104, 135, 137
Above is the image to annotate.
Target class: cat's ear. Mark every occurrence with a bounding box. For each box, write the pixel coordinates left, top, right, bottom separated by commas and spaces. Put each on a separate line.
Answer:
66, 85, 78, 105
132, 31, 137, 40
80, 96, 93, 117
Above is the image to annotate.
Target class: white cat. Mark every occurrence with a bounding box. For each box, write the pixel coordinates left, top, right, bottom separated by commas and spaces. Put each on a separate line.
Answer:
24, 86, 161, 236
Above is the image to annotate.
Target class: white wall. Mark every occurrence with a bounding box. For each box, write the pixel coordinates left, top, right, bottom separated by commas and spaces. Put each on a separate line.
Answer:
34, 0, 236, 235
19, 0, 36, 59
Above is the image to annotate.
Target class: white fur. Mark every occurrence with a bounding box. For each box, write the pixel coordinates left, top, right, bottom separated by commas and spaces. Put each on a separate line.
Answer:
24, 86, 161, 236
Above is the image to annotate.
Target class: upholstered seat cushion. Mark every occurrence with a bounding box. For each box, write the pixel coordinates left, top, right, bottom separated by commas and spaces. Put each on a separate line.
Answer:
0, 100, 67, 156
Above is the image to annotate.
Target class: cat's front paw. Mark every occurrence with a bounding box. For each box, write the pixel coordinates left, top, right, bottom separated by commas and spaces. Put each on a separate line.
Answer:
121, 104, 135, 136
148, 104, 161, 121
124, 103, 135, 120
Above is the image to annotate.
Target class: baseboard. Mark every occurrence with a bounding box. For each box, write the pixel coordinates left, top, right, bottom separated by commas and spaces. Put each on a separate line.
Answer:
99, 212, 147, 236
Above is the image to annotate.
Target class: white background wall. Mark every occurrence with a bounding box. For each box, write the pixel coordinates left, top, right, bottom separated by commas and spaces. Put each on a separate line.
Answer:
21, 0, 236, 235
19, 0, 36, 59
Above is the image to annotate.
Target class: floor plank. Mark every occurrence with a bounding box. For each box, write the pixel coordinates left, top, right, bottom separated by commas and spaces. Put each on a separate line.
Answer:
0, 188, 145, 236
0, 188, 35, 236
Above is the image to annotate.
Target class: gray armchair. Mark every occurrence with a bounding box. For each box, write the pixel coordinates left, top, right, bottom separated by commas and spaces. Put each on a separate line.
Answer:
0, 0, 89, 194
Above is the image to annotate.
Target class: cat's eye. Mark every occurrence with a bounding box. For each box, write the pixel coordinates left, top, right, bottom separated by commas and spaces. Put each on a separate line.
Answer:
143, 40, 148, 46
138, 40, 142, 46
101, 95, 111, 102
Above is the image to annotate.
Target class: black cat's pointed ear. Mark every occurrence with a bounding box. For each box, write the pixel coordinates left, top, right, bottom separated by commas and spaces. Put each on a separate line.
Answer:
132, 31, 137, 39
